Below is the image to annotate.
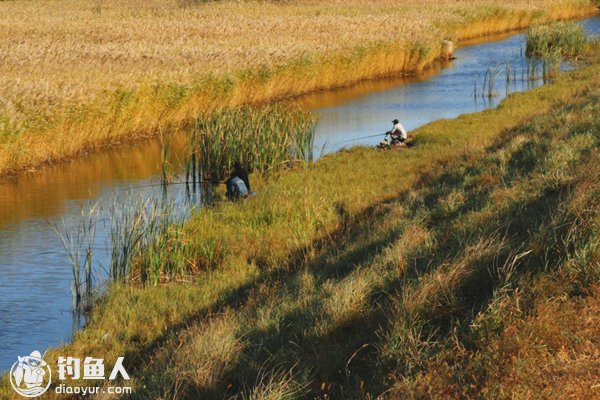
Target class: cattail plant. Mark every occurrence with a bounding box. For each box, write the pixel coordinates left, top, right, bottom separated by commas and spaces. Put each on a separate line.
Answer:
526, 22, 588, 80
186, 104, 316, 183
526, 22, 587, 58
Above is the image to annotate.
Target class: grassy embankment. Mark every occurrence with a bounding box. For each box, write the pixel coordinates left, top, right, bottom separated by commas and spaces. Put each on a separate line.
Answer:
2, 37, 599, 399
0, 0, 598, 175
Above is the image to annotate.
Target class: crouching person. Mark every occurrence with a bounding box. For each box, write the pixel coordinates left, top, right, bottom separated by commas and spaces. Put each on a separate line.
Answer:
226, 161, 251, 200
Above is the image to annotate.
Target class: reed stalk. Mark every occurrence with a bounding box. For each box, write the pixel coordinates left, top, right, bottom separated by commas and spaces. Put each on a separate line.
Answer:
52, 204, 101, 312
482, 65, 500, 98
109, 196, 189, 285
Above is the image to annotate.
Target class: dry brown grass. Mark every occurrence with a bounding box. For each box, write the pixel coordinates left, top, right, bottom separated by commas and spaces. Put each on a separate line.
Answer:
0, 0, 589, 106
0, 0, 597, 174
484, 285, 600, 399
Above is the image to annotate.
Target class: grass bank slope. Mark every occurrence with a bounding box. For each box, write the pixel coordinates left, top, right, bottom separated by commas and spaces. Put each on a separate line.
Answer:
2, 42, 599, 399
0, 0, 597, 175
113, 48, 600, 400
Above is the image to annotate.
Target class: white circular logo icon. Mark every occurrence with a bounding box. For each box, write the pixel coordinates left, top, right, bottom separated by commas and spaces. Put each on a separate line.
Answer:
9, 351, 51, 398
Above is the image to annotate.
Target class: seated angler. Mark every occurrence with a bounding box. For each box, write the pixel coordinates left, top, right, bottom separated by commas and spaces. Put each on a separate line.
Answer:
226, 161, 251, 200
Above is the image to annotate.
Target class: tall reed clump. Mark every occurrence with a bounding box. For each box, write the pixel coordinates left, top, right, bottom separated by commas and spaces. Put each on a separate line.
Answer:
187, 104, 316, 183
110, 197, 190, 286
526, 22, 588, 58
525, 22, 589, 79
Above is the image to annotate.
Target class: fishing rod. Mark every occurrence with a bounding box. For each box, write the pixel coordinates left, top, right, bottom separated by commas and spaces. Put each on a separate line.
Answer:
338, 132, 386, 144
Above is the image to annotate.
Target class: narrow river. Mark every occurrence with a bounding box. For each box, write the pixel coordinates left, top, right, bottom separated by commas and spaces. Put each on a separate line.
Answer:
1, 16, 598, 372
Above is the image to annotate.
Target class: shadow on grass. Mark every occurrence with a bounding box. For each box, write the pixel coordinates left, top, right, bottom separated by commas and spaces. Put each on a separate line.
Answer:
121, 107, 586, 399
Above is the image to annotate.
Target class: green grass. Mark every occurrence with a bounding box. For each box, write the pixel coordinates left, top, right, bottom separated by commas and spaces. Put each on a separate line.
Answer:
2, 41, 600, 400
136, 80, 599, 399
116, 61, 600, 398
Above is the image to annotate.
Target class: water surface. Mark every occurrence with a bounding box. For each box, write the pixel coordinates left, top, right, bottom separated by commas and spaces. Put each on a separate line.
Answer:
307, 16, 600, 154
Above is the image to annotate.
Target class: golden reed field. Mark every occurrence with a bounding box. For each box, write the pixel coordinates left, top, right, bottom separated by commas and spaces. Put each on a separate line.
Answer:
0, 0, 597, 174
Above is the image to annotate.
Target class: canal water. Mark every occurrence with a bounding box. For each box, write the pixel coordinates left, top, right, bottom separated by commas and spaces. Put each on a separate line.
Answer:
1, 16, 598, 372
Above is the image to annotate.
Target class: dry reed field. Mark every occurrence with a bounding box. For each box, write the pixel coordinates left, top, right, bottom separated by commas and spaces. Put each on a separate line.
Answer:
0, 0, 597, 174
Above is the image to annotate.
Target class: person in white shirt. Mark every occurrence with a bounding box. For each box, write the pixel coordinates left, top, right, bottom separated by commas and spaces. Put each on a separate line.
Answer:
389, 119, 408, 144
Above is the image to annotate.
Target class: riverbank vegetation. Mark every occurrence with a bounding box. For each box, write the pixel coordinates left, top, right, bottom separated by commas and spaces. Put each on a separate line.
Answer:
0, 0, 597, 175
526, 21, 589, 57
52, 104, 316, 300
192, 105, 316, 182
2, 39, 598, 399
